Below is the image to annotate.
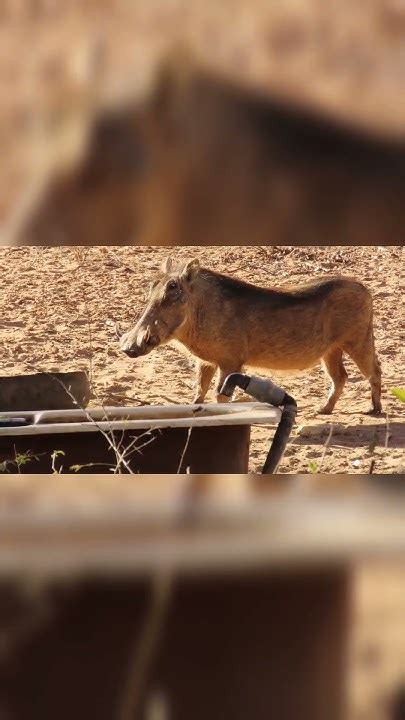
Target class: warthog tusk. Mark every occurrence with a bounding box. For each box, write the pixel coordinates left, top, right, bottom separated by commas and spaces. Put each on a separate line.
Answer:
137, 328, 148, 347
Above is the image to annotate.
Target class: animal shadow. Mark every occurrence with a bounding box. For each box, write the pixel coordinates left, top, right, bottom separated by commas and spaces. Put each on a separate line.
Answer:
293, 422, 405, 451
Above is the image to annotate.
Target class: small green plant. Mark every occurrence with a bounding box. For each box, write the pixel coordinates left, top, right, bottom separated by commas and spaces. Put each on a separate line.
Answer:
0, 450, 40, 473
15, 451, 38, 468
308, 460, 319, 473
391, 387, 405, 403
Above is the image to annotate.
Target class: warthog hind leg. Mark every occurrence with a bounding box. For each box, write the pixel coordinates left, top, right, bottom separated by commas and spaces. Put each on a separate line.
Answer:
343, 332, 382, 415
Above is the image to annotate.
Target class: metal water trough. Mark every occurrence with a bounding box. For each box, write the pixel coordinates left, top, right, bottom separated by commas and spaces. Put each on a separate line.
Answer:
0, 371, 90, 411
0, 373, 296, 474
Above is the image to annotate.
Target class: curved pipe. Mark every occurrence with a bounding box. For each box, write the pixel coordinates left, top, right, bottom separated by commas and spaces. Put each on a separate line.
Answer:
219, 373, 297, 474
261, 391, 297, 474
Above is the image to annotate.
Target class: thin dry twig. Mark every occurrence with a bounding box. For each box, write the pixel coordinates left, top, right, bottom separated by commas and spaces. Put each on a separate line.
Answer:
118, 570, 173, 720
159, 395, 181, 405
177, 426, 192, 474
318, 422, 334, 472
52, 376, 135, 474
104, 249, 137, 275
24, 363, 135, 473
77, 284, 94, 388
385, 409, 390, 449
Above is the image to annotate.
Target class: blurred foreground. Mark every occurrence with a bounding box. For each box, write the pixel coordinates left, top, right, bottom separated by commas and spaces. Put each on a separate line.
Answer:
0, 473, 405, 719
2, 0, 405, 245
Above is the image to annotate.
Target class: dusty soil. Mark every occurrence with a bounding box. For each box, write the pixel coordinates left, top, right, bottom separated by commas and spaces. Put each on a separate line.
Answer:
0, 244, 403, 474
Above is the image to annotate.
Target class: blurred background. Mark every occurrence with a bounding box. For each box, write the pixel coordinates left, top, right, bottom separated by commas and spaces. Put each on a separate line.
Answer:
2, 0, 405, 245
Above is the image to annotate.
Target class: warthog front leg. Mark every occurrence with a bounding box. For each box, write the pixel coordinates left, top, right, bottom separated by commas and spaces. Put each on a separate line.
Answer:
193, 361, 217, 403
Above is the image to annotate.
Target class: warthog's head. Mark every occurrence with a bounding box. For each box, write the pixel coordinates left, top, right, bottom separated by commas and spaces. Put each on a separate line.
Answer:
120, 257, 200, 359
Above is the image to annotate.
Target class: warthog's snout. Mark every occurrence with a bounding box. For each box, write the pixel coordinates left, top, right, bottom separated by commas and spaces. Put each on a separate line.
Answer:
120, 336, 140, 358
119, 326, 157, 358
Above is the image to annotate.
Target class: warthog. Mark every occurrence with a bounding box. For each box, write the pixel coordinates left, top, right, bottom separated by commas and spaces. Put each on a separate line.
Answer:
120, 258, 382, 414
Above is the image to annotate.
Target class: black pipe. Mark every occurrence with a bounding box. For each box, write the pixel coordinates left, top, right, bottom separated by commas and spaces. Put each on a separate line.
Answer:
262, 391, 297, 474
219, 372, 250, 395
219, 373, 297, 474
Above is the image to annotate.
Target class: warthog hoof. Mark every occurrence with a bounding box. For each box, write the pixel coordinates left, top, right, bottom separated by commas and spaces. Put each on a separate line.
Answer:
365, 406, 383, 416
317, 405, 334, 415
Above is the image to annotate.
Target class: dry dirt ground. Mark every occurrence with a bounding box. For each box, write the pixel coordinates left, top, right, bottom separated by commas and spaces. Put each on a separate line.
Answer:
0, 244, 403, 474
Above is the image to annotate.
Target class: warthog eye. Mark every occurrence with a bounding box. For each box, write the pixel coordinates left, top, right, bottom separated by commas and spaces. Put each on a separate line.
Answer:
164, 278, 183, 303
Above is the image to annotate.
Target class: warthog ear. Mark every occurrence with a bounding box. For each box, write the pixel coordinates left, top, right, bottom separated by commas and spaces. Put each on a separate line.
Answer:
161, 257, 174, 275
181, 258, 200, 282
